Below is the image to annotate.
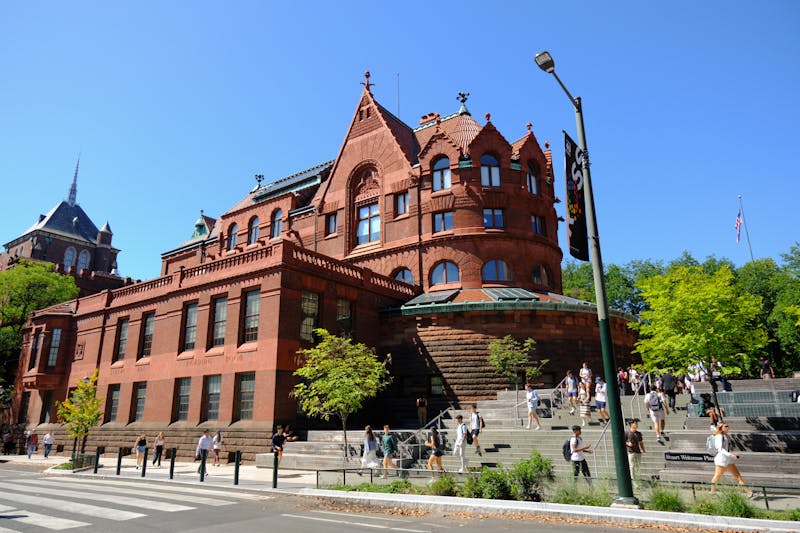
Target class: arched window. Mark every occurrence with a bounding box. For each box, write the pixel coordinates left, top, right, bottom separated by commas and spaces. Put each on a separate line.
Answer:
480, 153, 500, 187
430, 261, 459, 286
227, 224, 238, 251
393, 268, 413, 284
64, 247, 76, 269
356, 203, 380, 245
533, 265, 550, 287
270, 210, 283, 239
77, 250, 90, 272
248, 216, 260, 245
527, 162, 539, 195
432, 157, 451, 192
482, 260, 511, 282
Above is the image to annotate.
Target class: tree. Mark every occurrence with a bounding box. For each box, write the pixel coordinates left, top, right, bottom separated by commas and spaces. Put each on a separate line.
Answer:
630, 265, 768, 376
56, 369, 103, 461
561, 261, 594, 302
293, 329, 392, 459
487, 336, 548, 421
0, 260, 79, 384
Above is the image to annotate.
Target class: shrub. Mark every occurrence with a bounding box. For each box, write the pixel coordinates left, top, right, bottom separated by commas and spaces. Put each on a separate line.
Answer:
479, 468, 513, 500
429, 474, 458, 497
508, 451, 554, 502
387, 480, 416, 494
689, 497, 718, 516
646, 487, 686, 513
715, 490, 755, 518
459, 474, 482, 498
551, 481, 613, 507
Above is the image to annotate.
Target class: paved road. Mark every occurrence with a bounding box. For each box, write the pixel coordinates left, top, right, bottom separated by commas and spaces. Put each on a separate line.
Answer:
0, 466, 638, 532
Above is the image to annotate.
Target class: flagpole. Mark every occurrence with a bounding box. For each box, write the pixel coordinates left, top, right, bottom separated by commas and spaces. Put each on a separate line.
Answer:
738, 195, 755, 262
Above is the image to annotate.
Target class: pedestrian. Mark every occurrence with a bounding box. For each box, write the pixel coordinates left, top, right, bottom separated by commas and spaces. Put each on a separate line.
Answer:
425, 427, 445, 475
578, 382, 591, 427
283, 424, 301, 442
271, 426, 285, 463
595, 377, 609, 425
196, 429, 213, 475
661, 369, 677, 411
644, 387, 666, 444
416, 395, 428, 428
2, 429, 13, 455
26, 429, 38, 459
710, 422, 753, 498
525, 383, 541, 430
152, 431, 165, 467
452, 415, 469, 474
569, 425, 592, 483
469, 404, 483, 456
380, 424, 399, 477
133, 432, 147, 469
360, 425, 380, 470
43, 430, 54, 459
579, 362, 593, 395
565, 370, 579, 415
212, 430, 223, 466
759, 357, 775, 380
617, 367, 628, 397
625, 419, 646, 490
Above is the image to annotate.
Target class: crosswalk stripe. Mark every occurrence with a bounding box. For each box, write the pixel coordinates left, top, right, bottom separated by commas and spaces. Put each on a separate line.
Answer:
25, 478, 235, 507
0, 526, 21, 533
9, 483, 194, 512
0, 507, 91, 530
0, 492, 144, 521
52, 476, 265, 500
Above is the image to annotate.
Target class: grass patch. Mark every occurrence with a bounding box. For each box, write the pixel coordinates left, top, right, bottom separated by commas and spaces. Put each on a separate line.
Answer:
645, 486, 686, 513
52, 461, 74, 470
551, 480, 613, 507
428, 474, 457, 497
689, 490, 755, 518
324, 480, 420, 494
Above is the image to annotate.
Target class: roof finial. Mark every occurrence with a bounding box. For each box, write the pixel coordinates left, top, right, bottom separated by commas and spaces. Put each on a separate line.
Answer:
485, 112, 491, 123
67, 154, 80, 206
255, 174, 264, 187
361, 71, 374, 93
457, 92, 470, 115
526, 122, 532, 133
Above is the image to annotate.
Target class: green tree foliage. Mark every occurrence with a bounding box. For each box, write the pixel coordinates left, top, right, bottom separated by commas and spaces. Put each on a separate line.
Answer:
561, 261, 594, 302
293, 328, 392, 458
630, 265, 768, 376
0, 260, 79, 384
56, 369, 102, 454
487, 335, 547, 390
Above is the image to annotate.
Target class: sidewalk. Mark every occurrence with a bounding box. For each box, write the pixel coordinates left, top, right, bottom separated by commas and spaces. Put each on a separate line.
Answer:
4, 452, 798, 532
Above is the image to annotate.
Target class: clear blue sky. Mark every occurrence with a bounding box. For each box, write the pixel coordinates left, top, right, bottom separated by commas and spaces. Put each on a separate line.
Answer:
2, 1, 798, 281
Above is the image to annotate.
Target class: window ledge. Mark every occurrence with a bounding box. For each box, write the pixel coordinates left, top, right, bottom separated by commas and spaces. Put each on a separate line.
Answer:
432, 230, 454, 237
134, 357, 150, 366
110, 360, 125, 369
324, 233, 338, 240
393, 213, 410, 221
237, 342, 258, 354
431, 189, 453, 198
205, 346, 224, 357
176, 352, 195, 361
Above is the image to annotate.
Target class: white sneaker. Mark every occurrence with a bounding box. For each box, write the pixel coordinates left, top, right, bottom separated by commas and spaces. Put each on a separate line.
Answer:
569, 408, 575, 415
458, 469, 464, 474
525, 425, 530, 429
535, 426, 541, 431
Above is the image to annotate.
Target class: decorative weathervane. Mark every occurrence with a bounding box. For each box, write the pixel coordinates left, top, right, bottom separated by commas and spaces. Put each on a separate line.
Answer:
457, 92, 469, 104
255, 174, 264, 187
361, 71, 374, 93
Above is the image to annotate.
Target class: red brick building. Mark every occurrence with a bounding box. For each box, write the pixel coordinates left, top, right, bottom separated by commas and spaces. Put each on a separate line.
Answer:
14, 77, 636, 455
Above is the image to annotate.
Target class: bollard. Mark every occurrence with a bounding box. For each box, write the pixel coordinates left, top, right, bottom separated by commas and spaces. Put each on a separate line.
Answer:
272, 451, 278, 489
199, 449, 208, 482
169, 447, 176, 480
116, 447, 123, 476
233, 450, 241, 486
93, 448, 101, 474
141, 447, 147, 478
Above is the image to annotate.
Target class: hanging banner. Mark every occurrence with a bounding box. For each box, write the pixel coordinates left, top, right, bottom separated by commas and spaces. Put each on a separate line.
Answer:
564, 131, 589, 261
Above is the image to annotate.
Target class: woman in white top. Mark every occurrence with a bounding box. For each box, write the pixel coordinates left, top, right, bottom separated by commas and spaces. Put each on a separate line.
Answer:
152, 432, 165, 467
360, 426, 380, 469
212, 431, 223, 466
710, 422, 753, 497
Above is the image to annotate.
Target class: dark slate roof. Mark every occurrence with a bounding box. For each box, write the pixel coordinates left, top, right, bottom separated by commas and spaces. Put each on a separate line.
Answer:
252, 160, 334, 203
14, 201, 100, 245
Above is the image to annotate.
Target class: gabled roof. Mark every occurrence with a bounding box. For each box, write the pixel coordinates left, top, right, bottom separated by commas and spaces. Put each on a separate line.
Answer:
373, 100, 419, 165
7, 200, 101, 247
252, 160, 334, 203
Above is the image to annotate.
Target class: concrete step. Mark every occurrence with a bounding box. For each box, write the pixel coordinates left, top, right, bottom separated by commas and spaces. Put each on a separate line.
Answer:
667, 430, 800, 454
684, 416, 800, 431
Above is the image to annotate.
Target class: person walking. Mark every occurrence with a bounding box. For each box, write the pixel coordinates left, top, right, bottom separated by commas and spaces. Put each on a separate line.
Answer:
578, 382, 592, 427
469, 404, 483, 456
625, 419, 646, 490
133, 432, 147, 469
426, 427, 445, 476
271, 426, 285, 463
644, 387, 666, 444
360, 426, 380, 470
661, 369, 677, 411
579, 362, 593, 395
595, 377, 609, 425
617, 367, 628, 397
26, 429, 38, 459
710, 422, 753, 498
43, 431, 54, 459
453, 415, 469, 474
196, 429, 213, 475
565, 370, 579, 415
212, 431, 223, 466
416, 396, 428, 428
569, 425, 592, 483
759, 357, 775, 380
2, 429, 13, 455
525, 383, 541, 430
380, 425, 399, 477
152, 432, 165, 467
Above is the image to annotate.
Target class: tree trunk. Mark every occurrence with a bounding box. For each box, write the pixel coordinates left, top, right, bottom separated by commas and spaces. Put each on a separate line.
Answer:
80, 434, 87, 454
341, 415, 349, 459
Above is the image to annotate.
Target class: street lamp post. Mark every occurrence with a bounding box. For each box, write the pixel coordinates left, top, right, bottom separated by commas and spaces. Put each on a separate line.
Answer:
534, 51, 638, 506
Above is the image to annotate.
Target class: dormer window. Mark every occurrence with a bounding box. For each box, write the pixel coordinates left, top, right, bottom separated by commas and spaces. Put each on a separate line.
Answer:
432, 157, 451, 192
480, 153, 500, 187
527, 162, 539, 195
227, 224, 238, 251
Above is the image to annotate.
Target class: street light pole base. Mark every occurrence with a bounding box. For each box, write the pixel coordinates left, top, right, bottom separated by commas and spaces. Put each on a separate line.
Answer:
611, 496, 641, 509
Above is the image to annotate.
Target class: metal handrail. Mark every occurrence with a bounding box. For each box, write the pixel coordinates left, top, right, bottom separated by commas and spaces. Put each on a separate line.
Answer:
397, 405, 453, 463
510, 376, 568, 422
590, 418, 611, 474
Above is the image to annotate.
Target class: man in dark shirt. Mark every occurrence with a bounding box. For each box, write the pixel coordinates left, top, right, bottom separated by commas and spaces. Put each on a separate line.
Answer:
625, 419, 646, 489
272, 426, 286, 462
661, 370, 676, 410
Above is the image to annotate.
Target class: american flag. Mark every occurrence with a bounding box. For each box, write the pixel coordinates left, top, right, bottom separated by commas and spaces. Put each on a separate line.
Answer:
735, 209, 742, 243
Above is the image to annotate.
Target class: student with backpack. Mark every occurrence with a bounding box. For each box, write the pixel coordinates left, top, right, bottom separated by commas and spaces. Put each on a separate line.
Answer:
426, 427, 445, 476
644, 387, 666, 444
568, 425, 592, 483
469, 404, 484, 456
452, 415, 469, 473
709, 422, 754, 498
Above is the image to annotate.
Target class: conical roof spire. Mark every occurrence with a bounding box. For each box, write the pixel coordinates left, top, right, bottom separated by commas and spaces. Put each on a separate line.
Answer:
67, 155, 80, 206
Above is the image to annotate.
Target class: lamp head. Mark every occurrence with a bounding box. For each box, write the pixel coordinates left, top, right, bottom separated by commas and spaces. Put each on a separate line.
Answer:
535, 51, 555, 73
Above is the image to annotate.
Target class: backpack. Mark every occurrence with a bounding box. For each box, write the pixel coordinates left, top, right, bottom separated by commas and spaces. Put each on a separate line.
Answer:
480, 414, 486, 429
436, 433, 446, 452
705, 434, 718, 455
462, 424, 473, 445
562, 439, 572, 462
648, 392, 662, 411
